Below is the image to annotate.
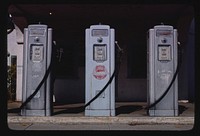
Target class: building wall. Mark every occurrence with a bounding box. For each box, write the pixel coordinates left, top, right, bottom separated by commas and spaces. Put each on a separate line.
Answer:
7, 24, 24, 101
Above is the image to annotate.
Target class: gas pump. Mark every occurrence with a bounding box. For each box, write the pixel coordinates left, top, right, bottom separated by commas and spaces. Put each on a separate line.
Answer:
147, 25, 178, 116
21, 24, 53, 116
85, 24, 115, 116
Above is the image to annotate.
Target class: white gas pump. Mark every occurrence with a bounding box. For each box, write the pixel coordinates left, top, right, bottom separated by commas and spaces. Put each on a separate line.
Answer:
85, 24, 115, 116
147, 25, 178, 116
21, 24, 53, 116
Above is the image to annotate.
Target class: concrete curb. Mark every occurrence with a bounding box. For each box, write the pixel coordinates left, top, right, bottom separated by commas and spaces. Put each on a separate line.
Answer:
8, 116, 194, 125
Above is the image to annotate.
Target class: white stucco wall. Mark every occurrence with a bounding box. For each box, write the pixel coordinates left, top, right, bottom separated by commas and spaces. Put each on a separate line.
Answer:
7, 24, 24, 101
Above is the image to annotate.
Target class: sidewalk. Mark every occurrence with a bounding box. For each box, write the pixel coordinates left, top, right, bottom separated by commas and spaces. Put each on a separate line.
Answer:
7, 101, 195, 130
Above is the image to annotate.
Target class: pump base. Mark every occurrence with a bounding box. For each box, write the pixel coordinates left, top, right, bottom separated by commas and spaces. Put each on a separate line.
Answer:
85, 109, 115, 116
148, 109, 178, 117
21, 109, 52, 116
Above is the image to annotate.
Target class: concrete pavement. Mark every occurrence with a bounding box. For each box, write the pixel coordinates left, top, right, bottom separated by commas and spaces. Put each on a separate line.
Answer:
7, 101, 195, 130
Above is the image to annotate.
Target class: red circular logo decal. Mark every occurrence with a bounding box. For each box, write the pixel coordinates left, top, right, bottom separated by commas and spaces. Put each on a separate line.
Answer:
93, 65, 108, 80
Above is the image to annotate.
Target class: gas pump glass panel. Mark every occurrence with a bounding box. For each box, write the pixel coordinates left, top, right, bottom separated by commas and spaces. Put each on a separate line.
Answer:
92, 29, 108, 37
30, 44, 44, 62
29, 28, 46, 36
93, 44, 107, 62
156, 29, 173, 37
158, 44, 171, 61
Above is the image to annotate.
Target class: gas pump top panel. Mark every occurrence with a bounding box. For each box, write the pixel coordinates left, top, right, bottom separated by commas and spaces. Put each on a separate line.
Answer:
155, 25, 173, 37
28, 25, 47, 36
92, 29, 108, 36
29, 28, 46, 36
156, 30, 173, 37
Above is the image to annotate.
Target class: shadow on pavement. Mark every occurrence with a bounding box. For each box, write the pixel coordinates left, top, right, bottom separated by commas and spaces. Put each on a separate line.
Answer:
116, 105, 143, 115
53, 106, 85, 115
53, 105, 143, 116
178, 105, 188, 114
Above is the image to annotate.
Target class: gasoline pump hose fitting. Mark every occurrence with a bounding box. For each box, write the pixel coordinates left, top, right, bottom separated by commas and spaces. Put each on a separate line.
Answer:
144, 42, 182, 110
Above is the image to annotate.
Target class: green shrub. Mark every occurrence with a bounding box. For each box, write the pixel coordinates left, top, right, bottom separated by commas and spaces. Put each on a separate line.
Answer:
7, 64, 16, 101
